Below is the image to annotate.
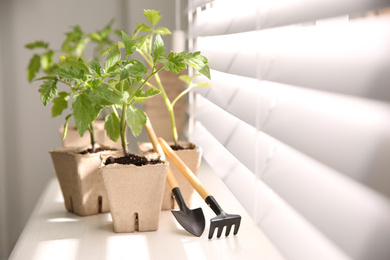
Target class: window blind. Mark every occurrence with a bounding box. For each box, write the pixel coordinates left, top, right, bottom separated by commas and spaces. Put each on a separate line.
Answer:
187, 1, 390, 260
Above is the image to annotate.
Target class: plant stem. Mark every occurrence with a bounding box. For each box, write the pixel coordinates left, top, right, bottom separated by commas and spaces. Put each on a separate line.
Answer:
120, 102, 129, 155
172, 84, 193, 108
154, 72, 178, 146
127, 66, 164, 103
88, 122, 96, 152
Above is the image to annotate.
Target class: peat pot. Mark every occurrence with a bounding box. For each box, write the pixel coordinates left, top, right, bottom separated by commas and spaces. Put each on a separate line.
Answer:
138, 141, 201, 210
49, 146, 119, 216
100, 154, 168, 233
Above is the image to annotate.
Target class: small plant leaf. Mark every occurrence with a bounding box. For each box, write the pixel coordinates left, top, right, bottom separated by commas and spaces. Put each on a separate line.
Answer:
52, 92, 70, 117
126, 105, 147, 137
104, 44, 121, 72
134, 88, 160, 101
59, 58, 90, 75
40, 50, 54, 71
72, 93, 98, 137
25, 41, 49, 49
62, 25, 84, 53
125, 60, 147, 79
92, 83, 122, 105
121, 31, 136, 57
52, 66, 80, 80
152, 34, 166, 64
134, 23, 150, 38
62, 114, 72, 140
90, 60, 102, 76
38, 79, 57, 106
182, 52, 211, 79
119, 68, 129, 81
164, 52, 186, 73
104, 113, 121, 142
194, 82, 211, 87
27, 54, 41, 82
144, 9, 161, 26
178, 75, 192, 84
154, 27, 171, 35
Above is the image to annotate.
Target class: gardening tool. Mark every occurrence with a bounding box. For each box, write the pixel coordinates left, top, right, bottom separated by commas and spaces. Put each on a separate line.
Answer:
144, 118, 205, 237
158, 137, 241, 239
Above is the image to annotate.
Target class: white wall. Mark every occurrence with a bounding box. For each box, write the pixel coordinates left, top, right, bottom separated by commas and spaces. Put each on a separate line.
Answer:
0, 0, 179, 258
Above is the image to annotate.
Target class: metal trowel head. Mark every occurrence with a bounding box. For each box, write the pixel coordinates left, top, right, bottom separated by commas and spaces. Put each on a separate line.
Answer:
171, 187, 205, 237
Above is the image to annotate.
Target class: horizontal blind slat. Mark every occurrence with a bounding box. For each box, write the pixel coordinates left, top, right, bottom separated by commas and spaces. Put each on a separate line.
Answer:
192, 122, 351, 260
195, 16, 390, 101
195, 83, 390, 197
193, 120, 390, 260
261, 138, 390, 260
191, 0, 390, 36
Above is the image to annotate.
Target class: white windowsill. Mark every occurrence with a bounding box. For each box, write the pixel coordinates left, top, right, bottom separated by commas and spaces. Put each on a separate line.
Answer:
9, 161, 285, 260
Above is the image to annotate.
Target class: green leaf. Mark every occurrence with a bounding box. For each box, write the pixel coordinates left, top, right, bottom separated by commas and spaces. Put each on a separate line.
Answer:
194, 82, 211, 87
89, 32, 102, 41
61, 58, 90, 75
38, 79, 57, 106
182, 52, 211, 79
126, 105, 147, 137
134, 88, 160, 101
62, 25, 84, 53
125, 60, 147, 79
115, 78, 133, 92
152, 35, 166, 64
52, 67, 80, 80
154, 27, 171, 35
27, 54, 41, 82
90, 60, 102, 76
134, 23, 150, 39
104, 113, 120, 142
178, 74, 210, 87
72, 93, 98, 136
104, 44, 121, 72
178, 75, 192, 84
25, 41, 49, 49
92, 83, 122, 105
52, 92, 70, 117
62, 114, 72, 140
41, 50, 54, 71
121, 31, 136, 57
164, 52, 186, 73
119, 68, 129, 81
144, 10, 161, 26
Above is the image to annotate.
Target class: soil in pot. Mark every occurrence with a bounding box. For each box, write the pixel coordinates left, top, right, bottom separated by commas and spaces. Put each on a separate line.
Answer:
100, 154, 168, 233
50, 146, 120, 216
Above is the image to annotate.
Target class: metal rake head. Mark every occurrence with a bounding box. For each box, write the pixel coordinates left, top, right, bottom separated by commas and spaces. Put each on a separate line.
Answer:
209, 213, 241, 239
205, 195, 241, 239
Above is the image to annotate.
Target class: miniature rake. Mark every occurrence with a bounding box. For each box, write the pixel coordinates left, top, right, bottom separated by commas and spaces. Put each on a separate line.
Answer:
159, 138, 241, 239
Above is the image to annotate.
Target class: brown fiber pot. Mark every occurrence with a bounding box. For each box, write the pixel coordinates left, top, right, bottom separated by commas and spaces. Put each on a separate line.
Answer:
100, 158, 168, 233
49, 146, 120, 216
138, 141, 201, 210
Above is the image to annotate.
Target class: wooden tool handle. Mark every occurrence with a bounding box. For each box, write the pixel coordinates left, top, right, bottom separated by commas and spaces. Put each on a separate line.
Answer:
158, 138, 210, 200
144, 117, 178, 189
144, 118, 165, 160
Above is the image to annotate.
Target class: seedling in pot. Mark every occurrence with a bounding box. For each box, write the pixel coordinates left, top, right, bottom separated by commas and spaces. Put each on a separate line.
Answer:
26, 21, 118, 152
134, 9, 211, 147
102, 10, 212, 156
